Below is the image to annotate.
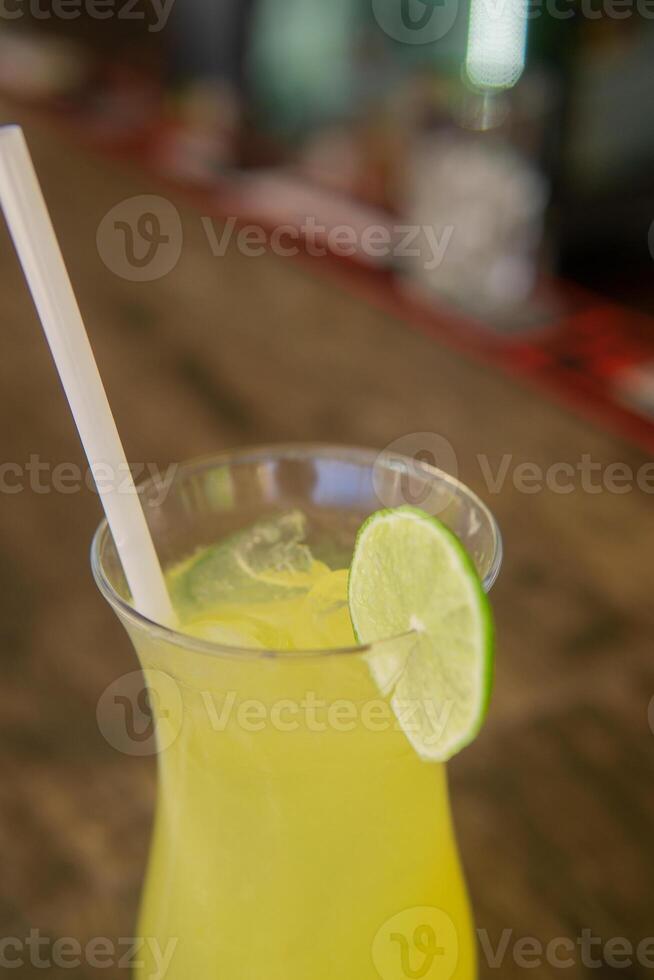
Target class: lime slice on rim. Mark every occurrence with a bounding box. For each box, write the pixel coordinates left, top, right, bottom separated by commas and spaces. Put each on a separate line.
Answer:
348, 505, 494, 762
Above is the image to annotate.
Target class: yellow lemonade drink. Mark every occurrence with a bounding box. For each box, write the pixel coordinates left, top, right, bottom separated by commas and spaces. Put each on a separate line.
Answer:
125, 513, 478, 980
92, 450, 500, 980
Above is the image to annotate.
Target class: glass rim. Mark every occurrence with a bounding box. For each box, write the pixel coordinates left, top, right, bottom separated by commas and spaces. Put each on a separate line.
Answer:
90, 443, 503, 661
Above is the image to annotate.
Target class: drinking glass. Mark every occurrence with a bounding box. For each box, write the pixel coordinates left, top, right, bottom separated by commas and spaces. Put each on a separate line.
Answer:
91, 445, 502, 980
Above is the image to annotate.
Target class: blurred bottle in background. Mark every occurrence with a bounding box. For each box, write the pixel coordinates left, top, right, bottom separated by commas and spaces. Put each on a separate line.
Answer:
401, 84, 551, 326
248, 0, 358, 139
558, 22, 654, 307
159, 0, 257, 179
1, 0, 651, 314
381, 0, 552, 325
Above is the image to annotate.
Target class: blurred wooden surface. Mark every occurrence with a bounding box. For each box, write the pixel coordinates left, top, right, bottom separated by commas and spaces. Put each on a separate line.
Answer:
1, 106, 653, 978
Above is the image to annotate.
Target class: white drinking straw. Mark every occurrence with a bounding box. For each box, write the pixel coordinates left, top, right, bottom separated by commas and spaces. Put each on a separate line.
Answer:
0, 125, 175, 626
